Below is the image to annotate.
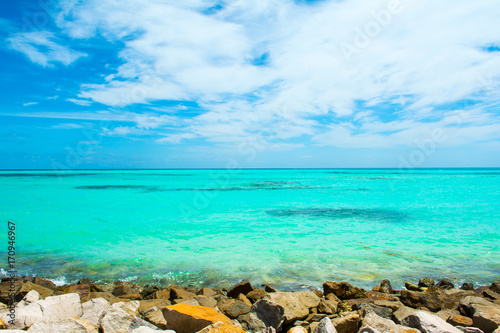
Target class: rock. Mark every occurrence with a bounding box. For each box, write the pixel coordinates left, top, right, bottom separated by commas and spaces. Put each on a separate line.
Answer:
442, 290, 476, 310
128, 316, 159, 331
457, 328, 485, 333
380, 280, 393, 294
227, 280, 254, 298
196, 296, 218, 308
81, 291, 123, 304
100, 300, 140, 333
365, 291, 400, 302
169, 285, 197, 301
461, 284, 475, 291
237, 294, 253, 307
143, 306, 167, 329
251, 299, 285, 331
373, 300, 404, 312
112, 284, 136, 297
318, 299, 338, 314
81, 297, 110, 327
314, 316, 337, 333
79, 278, 92, 285
288, 327, 308, 333
150, 289, 170, 300
64, 284, 90, 299
263, 292, 320, 325
359, 304, 393, 319
217, 299, 251, 318
393, 306, 419, 325
131, 328, 175, 333
405, 282, 424, 292
265, 285, 279, 293
491, 283, 500, 295
448, 315, 474, 327
363, 312, 419, 333
436, 280, 455, 290
437, 309, 461, 321
419, 278, 436, 288
306, 313, 327, 322
337, 301, 352, 314
247, 289, 269, 303
20, 290, 40, 305
330, 311, 360, 333
197, 321, 246, 332
323, 282, 366, 300
138, 299, 171, 314
400, 289, 444, 312
358, 326, 382, 333
37, 293, 83, 320
401, 310, 463, 333
174, 298, 200, 306
21, 282, 54, 300
197, 288, 224, 298
162, 304, 231, 333
459, 296, 500, 333
33, 278, 57, 291
27, 318, 98, 332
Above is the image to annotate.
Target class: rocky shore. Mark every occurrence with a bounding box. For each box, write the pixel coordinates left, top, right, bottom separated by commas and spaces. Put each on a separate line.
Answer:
0, 276, 499, 333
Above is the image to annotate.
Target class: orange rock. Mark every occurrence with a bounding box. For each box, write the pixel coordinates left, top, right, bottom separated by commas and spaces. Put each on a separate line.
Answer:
162, 304, 231, 333
197, 321, 246, 333
0, 318, 7, 329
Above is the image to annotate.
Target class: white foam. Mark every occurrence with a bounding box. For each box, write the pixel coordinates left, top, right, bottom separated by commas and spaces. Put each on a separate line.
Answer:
49, 276, 69, 286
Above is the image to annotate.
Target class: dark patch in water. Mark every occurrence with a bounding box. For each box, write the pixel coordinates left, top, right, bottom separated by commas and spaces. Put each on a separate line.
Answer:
267, 208, 407, 222
0, 173, 101, 178
75, 185, 159, 191
344, 188, 369, 192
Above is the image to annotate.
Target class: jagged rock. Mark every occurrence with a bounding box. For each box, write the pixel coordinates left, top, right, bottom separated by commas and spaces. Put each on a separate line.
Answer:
197, 321, 246, 332
100, 300, 140, 333
288, 327, 308, 333
358, 325, 382, 333
435, 280, 455, 290
112, 284, 137, 297
461, 284, 475, 291
143, 306, 167, 329
491, 283, 500, 295
236, 312, 267, 332
131, 327, 175, 333
196, 296, 218, 308
227, 280, 254, 298
314, 316, 337, 333
380, 280, 393, 294
359, 304, 392, 319
27, 317, 97, 332
401, 310, 462, 333
400, 289, 444, 312
129, 317, 159, 331
459, 296, 500, 333
323, 282, 366, 300
457, 328, 485, 333
306, 313, 327, 322
174, 298, 200, 306
63, 284, 90, 299
197, 288, 225, 298
251, 299, 285, 330
138, 299, 170, 314
393, 306, 419, 325
437, 309, 461, 321
318, 299, 338, 314
265, 285, 279, 293
373, 300, 404, 311
217, 298, 251, 318
363, 312, 419, 333
237, 293, 253, 307
247, 289, 269, 303
81, 292, 124, 304
81, 297, 110, 327
419, 278, 436, 288
37, 293, 83, 320
442, 290, 476, 310
169, 285, 197, 301
448, 315, 474, 327
263, 292, 319, 325
405, 283, 424, 292
330, 311, 360, 333
33, 278, 57, 291
162, 304, 231, 333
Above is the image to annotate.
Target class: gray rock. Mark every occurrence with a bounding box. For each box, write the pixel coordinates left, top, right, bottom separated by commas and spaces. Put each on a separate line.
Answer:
131, 328, 176, 333
436, 280, 455, 290
457, 328, 485, 333
363, 312, 419, 333
262, 292, 319, 325
314, 316, 337, 333
459, 296, 500, 333
100, 301, 140, 333
360, 304, 393, 319
401, 310, 462, 333
27, 318, 97, 332
251, 299, 285, 330
419, 278, 436, 288
358, 326, 382, 333
143, 306, 167, 329
81, 297, 110, 327
380, 280, 393, 294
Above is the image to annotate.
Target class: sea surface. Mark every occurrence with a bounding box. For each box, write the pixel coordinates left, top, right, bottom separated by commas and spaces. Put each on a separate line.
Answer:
1, 169, 499, 289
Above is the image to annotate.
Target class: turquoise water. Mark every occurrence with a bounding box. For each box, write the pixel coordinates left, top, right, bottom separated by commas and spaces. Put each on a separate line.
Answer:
1, 169, 499, 289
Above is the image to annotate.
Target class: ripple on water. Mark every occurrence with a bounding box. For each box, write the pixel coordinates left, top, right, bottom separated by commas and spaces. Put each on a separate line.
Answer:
266, 207, 408, 222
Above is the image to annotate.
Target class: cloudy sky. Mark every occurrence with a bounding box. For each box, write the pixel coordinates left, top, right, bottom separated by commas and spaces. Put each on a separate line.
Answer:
1, 0, 500, 169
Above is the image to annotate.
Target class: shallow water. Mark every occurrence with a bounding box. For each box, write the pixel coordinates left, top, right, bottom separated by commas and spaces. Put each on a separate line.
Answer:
1, 169, 499, 289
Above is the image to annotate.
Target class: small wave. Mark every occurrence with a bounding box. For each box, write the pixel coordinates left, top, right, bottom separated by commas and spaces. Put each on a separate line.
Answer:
75, 185, 160, 190
267, 207, 407, 222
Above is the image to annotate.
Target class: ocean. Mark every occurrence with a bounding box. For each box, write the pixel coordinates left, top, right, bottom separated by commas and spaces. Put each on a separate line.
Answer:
1, 169, 499, 289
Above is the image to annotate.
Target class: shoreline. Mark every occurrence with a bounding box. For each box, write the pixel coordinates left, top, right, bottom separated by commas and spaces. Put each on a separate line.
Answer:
1, 275, 499, 332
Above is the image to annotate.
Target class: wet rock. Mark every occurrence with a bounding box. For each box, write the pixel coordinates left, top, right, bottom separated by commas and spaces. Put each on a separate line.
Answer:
419, 278, 436, 288
359, 304, 393, 319
373, 299, 404, 312
401, 310, 462, 333
263, 292, 320, 325
491, 283, 500, 295
323, 282, 366, 300
435, 280, 455, 290
162, 304, 231, 333
459, 296, 500, 333
265, 285, 279, 293
330, 311, 360, 333
100, 300, 140, 333
448, 315, 474, 327
64, 284, 90, 300
81, 297, 110, 327
251, 299, 285, 330
227, 280, 254, 298
318, 299, 338, 314
112, 284, 136, 297
138, 299, 170, 314
400, 289, 444, 312
78, 278, 92, 285
237, 293, 253, 307
217, 298, 251, 318
247, 289, 269, 303
363, 311, 419, 333
26, 317, 98, 333
197, 321, 246, 333
33, 278, 57, 291
405, 282, 424, 292
169, 285, 197, 300
380, 280, 393, 294
314, 316, 337, 333
143, 306, 167, 329
196, 295, 218, 308
461, 284, 475, 291
456, 328, 485, 333
197, 288, 224, 298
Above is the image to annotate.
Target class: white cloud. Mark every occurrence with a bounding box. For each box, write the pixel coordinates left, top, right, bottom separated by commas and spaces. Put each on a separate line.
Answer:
156, 133, 197, 144
46, 0, 500, 147
67, 98, 92, 106
52, 123, 85, 129
23, 102, 38, 107
7, 31, 86, 67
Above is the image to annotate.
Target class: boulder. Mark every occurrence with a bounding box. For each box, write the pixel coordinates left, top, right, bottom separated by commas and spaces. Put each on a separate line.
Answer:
318, 299, 338, 314
373, 300, 404, 312
81, 297, 110, 327
405, 283, 424, 292
237, 293, 253, 307
461, 284, 475, 291
457, 328, 486, 333
442, 290, 476, 310
330, 311, 360, 333
491, 283, 500, 295
81, 292, 123, 304
33, 278, 57, 291
247, 289, 269, 303
162, 304, 231, 333
143, 306, 167, 329
359, 304, 393, 319
227, 280, 254, 298
459, 296, 500, 333
400, 289, 444, 312
196, 295, 218, 308
112, 284, 136, 297
197, 288, 225, 298
435, 280, 455, 290
236, 312, 267, 332
128, 316, 160, 331
100, 300, 140, 333
323, 282, 366, 300
380, 280, 393, 294
169, 285, 197, 301
195, 321, 246, 332
363, 312, 419, 333
263, 292, 320, 325
251, 299, 285, 330
265, 285, 279, 293
174, 298, 200, 306
314, 316, 337, 333
37, 293, 83, 320
393, 306, 419, 325
131, 327, 175, 333
63, 284, 90, 299
217, 299, 251, 318
401, 310, 462, 333
20, 282, 54, 300
358, 326, 382, 333
26, 318, 97, 332
288, 327, 308, 333
138, 299, 170, 314
437, 309, 461, 321
419, 278, 436, 288
448, 315, 474, 327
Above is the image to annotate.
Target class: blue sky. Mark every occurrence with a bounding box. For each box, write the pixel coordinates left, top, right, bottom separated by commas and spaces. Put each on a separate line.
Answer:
1, 0, 500, 169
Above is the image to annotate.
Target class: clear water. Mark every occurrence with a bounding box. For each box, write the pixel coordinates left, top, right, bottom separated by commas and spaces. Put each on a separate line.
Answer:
1, 169, 499, 289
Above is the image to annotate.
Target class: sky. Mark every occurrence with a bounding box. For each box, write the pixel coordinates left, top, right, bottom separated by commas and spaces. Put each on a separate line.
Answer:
1, 0, 500, 169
